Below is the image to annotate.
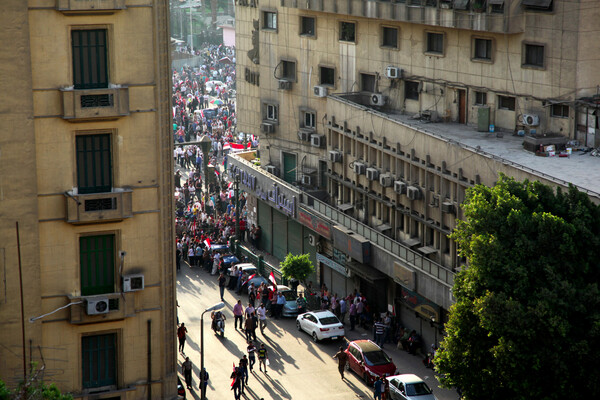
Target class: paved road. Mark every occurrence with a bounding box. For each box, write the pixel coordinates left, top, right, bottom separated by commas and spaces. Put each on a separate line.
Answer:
176, 264, 459, 400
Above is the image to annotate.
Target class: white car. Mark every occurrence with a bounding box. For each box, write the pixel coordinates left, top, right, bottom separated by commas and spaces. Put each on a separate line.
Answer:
386, 374, 439, 400
296, 310, 345, 342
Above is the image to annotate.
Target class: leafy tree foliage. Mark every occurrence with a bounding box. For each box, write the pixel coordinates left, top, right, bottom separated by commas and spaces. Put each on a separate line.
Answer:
280, 253, 315, 283
0, 379, 72, 400
435, 175, 600, 400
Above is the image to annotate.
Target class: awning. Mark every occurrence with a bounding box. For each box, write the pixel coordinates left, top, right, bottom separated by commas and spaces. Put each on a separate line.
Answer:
522, 0, 552, 9
346, 260, 388, 283
375, 223, 392, 233
417, 246, 437, 255
453, 0, 470, 10
403, 237, 421, 247
337, 203, 354, 211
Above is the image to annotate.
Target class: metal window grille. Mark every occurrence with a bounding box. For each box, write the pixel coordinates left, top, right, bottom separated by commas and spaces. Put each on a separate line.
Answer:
82, 333, 116, 389
76, 134, 112, 194
80, 234, 115, 296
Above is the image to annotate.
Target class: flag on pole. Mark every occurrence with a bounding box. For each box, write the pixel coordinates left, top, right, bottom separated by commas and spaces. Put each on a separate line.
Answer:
204, 237, 212, 248
269, 271, 277, 288
227, 181, 233, 189
244, 273, 256, 285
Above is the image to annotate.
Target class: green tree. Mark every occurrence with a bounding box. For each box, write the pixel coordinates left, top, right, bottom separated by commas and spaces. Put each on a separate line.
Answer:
435, 174, 600, 400
0, 378, 72, 400
280, 253, 315, 284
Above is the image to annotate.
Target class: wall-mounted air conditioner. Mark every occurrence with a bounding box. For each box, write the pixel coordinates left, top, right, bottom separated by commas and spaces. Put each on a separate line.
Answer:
278, 80, 292, 90
394, 181, 407, 194
311, 133, 325, 148
123, 274, 145, 292
441, 201, 455, 214
86, 297, 109, 315
265, 165, 278, 175
522, 114, 540, 126
366, 167, 380, 181
353, 162, 366, 175
329, 150, 342, 163
302, 175, 313, 185
386, 66, 401, 79
308, 234, 317, 246
298, 128, 313, 142
407, 186, 422, 200
313, 85, 327, 97
261, 122, 275, 134
369, 93, 385, 106
379, 174, 393, 187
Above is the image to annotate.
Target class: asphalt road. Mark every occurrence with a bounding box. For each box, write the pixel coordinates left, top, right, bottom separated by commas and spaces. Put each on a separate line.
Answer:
176, 264, 460, 400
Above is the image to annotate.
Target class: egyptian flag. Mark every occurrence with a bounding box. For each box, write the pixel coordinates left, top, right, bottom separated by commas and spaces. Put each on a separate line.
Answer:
269, 271, 277, 288
227, 181, 233, 190
244, 273, 256, 285
204, 237, 211, 248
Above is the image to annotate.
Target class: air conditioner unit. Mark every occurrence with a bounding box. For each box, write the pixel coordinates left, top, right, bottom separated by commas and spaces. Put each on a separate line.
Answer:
379, 174, 393, 187
386, 66, 401, 79
298, 128, 313, 142
313, 85, 327, 98
407, 186, 422, 200
366, 167, 380, 181
329, 150, 342, 163
302, 175, 313, 185
265, 165, 278, 175
522, 114, 540, 126
308, 234, 317, 246
353, 162, 366, 175
123, 274, 145, 292
369, 93, 385, 106
394, 180, 407, 194
86, 297, 109, 315
261, 122, 275, 134
441, 201, 455, 214
278, 79, 292, 90
311, 133, 325, 148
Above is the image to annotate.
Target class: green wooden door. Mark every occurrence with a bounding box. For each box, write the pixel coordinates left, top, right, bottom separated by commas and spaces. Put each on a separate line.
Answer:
283, 152, 296, 184
288, 220, 302, 256
272, 209, 288, 261
80, 235, 115, 296
257, 201, 272, 253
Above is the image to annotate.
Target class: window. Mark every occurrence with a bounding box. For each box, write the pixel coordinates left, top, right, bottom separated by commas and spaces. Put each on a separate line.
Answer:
303, 111, 316, 128
80, 234, 115, 296
300, 16, 315, 36
474, 91, 487, 105
490, 0, 504, 13
405, 81, 420, 101
340, 22, 356, 42
280, 60, 296, 81
523, 0, 553, 11
426, 32, 444, 55
551, 104, 569, 118
76, 134, 112, 194
360, 73, 376, 92
82, 333, 117, 389
320, 66, 335, 86
498, 95, 516, 111
381, 27, 398, 48
266, 104, 278, 121
263, 11, 277, 30
523, 43, 545, 68
473, 38, 492, 61
72, 29, 108, 90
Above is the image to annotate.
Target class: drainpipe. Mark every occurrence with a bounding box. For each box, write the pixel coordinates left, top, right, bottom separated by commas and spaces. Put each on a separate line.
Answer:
147, 319, 152, 400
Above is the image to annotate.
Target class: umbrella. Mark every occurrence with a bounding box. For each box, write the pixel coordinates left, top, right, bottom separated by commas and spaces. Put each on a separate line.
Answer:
210, 99, 224, 106
218, 56, 232, 64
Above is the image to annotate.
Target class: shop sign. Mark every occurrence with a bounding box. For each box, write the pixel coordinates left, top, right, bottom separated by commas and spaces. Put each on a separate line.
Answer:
230, 164, 296, 218
316, 253, 351, 278
298, 207, 332, 239
398, 286, 440, 322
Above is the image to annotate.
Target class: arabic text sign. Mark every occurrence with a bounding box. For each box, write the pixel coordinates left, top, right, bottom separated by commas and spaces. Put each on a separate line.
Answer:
298, 207, 332, 239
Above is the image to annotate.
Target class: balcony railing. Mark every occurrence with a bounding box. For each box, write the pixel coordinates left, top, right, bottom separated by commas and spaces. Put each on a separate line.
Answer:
56, 0, 126, 14
61, 87, 129, 122
65, 189, 133, 224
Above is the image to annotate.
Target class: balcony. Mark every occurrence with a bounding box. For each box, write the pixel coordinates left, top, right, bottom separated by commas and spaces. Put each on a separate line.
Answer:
280, 0, 524, 34
61, 86, 129, 122
65, 188, 133, 225
68, 292, 135, 324
56, 0, 126, 14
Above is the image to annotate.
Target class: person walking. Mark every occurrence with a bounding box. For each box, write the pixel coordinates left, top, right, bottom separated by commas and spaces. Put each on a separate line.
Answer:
332, 346, 348, 379
233, 299, 244, 330
239, 356, 249, 388
374, 318, 386, 348
339, 297, 347, 324
374, 376, 384, 400
275, 291, 286, 319
258, 343, 268, 373
218, 272, 226, 301
349, 302, 357, 331
256, 303, 267, 334
230, 366, 242, 400
244, 311, 256, 342
247, 341, 256, 373
182, 357, 193, 390
296, 292, 307, 314
177, 323, 188, 353
199, 367, 209, 396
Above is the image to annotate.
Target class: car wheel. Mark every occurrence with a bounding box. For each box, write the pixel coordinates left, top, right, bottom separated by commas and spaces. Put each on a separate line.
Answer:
312, 332, 319, 343
345, 362, 350, 371
296, 321, 302, 331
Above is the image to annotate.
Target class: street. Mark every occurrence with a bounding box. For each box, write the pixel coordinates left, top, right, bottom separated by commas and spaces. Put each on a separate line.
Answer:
176, 264, 459, 400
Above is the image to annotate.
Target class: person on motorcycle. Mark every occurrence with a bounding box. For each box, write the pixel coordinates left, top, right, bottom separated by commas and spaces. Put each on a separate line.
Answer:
211, 310, 226, 331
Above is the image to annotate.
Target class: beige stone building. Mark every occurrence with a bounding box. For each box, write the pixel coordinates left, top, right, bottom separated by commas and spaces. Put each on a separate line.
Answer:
0, 1, 176, 398
234, 0, 600, 346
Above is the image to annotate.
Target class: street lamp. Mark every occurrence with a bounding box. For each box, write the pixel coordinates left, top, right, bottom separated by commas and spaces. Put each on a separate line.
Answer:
198, 135, 212, 194
200, 301, 224, 400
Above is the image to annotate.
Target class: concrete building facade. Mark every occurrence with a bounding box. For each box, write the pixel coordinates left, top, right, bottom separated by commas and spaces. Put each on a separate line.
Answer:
234, 0, 600, 347
0, 1, 176, 398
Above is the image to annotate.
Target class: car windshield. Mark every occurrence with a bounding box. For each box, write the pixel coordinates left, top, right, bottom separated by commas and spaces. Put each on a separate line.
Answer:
282, 291, 296, 301
406, 382, 433, 396
318, 316, 340, 326
363, 350, 391, 366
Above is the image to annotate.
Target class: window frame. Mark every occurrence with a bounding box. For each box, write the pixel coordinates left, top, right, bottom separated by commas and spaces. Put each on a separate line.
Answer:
299, 16, 316, 37
424, 31, 445, 56
360, 73, 376, 93
262, 10, 278, 31
522, 42, 546, 69
551, 104, 569, 119
80, 233, 116, 296
279, 59, 297, 82
71, 28, 109, 90
381, 26, 399, 49
405, 81, 420, 101
82, 332, 118, 390
319, 66, 336, 87
497, 95, 516, 111
339, 21, 356, 43
301, 109, 316, 129
472, 37, 493, 62
263, 102, 279, 123
474, 91, 487, 105
76, 132, 113, 194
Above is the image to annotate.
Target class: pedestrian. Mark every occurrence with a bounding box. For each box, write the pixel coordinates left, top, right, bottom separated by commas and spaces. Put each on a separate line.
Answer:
374, 318, 386, 348
218, 272, 226, 301
275, 291, 286, 319
258, 343, 268, 373
374, 376, 384, 400
244, 311, 256, 342
349, 301, 357, 331
177, 323, 188, 353
199, 367, 209, 396
339, 297, 347, 324
230, 366, 242, 400
247, 341, 256, 373
233, 299, 244, 330
182, 356, 193, 390
296, 292, 307, 314
332, 346, 348, 379
239, 355, 249, 385
256, 303, 267, 334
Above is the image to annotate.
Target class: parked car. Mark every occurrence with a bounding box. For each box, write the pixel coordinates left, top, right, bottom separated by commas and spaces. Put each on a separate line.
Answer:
227, 262, 257, 276
345, 340, 397, 385
221, 254, 239, 270
240, 275, 269, 295
296, 310, 345, 342
386, 374, 438, 400
277, 285, 300, 317
210, 244, 230, 254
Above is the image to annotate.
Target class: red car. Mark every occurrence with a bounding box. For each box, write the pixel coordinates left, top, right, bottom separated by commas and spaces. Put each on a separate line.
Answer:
345, 340, 397, 385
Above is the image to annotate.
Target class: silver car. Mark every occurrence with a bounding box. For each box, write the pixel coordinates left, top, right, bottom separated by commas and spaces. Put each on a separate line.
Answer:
386, 374, 438, 400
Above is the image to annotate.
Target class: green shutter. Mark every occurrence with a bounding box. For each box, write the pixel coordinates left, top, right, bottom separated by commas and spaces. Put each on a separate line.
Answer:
272, 209, 288, 261
288, 220, 302, 256
257, 201, 272, 253
76, 134, 112, 194
80, 235, 115, 296
72, 29, 108, 89
82, 333, 116, 388
283, 153, 296, 184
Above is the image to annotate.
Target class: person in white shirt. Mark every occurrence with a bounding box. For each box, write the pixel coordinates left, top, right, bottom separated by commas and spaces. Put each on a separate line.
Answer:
256, 303, 267, 334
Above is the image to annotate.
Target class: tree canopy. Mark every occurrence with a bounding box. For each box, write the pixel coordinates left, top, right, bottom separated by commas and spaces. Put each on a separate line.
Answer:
435, 174, 600, 400
280, 253, 315, 283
